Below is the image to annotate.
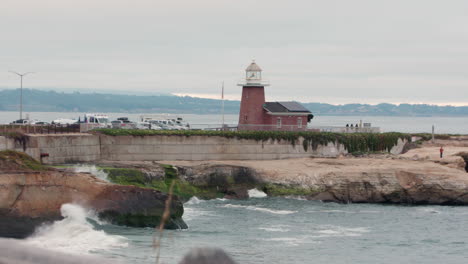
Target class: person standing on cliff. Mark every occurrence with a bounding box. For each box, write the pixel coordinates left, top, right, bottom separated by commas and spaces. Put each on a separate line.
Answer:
440, 146, 444, 158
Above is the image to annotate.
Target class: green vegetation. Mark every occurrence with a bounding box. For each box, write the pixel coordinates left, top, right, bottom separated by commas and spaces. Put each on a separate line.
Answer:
104, 166, 223, 200
95, 129, 411, 153
302, 132, 411, 153
262, 183, 323, 196
411, 133, 458, 141
0, 150, 46, 171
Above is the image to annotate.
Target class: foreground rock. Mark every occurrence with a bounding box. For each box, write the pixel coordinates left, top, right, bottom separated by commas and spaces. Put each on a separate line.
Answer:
0, 238, 236, 264
0, 151, 187, 238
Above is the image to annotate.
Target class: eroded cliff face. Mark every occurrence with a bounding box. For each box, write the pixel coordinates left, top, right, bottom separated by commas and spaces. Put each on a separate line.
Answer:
160, 152, 468, 205
0, 169, 187, 238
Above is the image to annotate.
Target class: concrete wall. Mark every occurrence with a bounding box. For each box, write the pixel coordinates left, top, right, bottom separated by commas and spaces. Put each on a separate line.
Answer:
1, 134, 408, 164
27, 134, 100, 164
100, 135, 348, 161
0, 136, 6, 151
0, 135, 40, 160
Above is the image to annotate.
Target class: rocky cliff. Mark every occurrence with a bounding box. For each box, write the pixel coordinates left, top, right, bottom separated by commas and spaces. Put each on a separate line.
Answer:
0, 150, 187, 238
125, 138, 467, 205
158, 155, 468, 205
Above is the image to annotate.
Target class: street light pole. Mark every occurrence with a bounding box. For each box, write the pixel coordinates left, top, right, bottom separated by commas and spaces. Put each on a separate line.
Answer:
9, 71, 34, 120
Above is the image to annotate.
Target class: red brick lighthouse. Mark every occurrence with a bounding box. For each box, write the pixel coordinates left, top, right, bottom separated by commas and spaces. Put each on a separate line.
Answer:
238, 61, 313, 131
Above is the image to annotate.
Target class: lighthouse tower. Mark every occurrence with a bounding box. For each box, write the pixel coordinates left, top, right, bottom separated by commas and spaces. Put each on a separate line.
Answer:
237, 60, 270, 131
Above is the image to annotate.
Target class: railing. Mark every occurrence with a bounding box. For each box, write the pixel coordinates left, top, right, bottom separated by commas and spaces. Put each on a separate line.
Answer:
0, 123, 382, 134
0, 124, 81, 135
309, 126, 381, 133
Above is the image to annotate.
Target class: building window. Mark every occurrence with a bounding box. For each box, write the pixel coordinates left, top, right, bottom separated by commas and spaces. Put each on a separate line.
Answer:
297, 117, 302, 128
276, 117, 282, 128
244, 115, 248, 121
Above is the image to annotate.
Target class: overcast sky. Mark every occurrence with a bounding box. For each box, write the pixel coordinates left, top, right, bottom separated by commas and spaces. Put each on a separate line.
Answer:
1, 0, 468, 105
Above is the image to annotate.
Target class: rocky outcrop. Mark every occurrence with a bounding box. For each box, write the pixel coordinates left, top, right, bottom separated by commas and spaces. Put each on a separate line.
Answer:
0, 168, 187, 238
162, 152, 468, 205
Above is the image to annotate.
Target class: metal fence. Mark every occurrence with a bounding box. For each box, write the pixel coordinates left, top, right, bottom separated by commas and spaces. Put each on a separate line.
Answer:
0, 123, 381, 134
0, 124, 81, 134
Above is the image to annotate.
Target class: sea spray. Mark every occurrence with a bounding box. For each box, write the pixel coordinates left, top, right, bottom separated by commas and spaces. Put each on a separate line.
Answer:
74, 165, 109, 182
248, 188, 267, 198
185, 196, 204, 205
26, 204, 128, 254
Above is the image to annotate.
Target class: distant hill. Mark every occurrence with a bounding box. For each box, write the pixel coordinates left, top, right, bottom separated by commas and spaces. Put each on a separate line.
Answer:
1, 89, 468, 116
302, 102, 468, 117
0, 89, 239, 114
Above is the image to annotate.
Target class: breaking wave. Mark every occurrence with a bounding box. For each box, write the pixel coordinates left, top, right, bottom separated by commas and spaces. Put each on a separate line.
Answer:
26, 204, 128, 254
74, 165, 109, 182
185, 196, 204, 205
248, 188, 267, 198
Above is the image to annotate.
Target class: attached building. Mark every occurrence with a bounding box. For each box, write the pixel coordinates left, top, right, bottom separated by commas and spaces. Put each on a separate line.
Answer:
237, 61, 313, 131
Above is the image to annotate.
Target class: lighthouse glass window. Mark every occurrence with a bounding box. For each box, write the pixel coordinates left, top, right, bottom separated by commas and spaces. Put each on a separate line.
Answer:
247, 71, 261, 80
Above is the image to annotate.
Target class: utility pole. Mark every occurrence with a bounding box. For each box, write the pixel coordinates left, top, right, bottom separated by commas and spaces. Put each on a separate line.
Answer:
9, 71, 34, 120
221, 81, 225, 130
432, 125, 435, 144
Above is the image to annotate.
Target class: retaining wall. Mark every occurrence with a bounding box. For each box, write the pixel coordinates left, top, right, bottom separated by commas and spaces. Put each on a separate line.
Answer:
0, 137, 6, 151
0, 134, 407, 164
32, 134, 101, 164
100, 135, 348, 161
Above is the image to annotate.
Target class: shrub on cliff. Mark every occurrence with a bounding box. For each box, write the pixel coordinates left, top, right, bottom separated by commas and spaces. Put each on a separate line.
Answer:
94, 129, 411, 154
0, 150, 46, 171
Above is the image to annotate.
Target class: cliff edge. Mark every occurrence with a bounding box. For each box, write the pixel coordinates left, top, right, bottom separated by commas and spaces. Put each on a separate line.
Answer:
0, 150, 187, 238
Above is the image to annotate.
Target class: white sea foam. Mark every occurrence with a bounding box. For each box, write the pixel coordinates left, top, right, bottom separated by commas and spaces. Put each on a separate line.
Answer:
222, 204, 297, 215
248, 188, 267, 198
183, 208, 216, 222
285, 195, 307, 201
185, 196, 204, 205
250, 207, 297, 215
313, 226, 370, 238
309, 209, 380, 214
74, 165, 109, 182
264, 237, 304, 246
26, 204, 128, 254
258, 225, 291, 232
418, 207, 441, 214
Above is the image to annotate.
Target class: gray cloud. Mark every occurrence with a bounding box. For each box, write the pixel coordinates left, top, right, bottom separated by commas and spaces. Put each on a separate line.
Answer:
1, 0, 468, 105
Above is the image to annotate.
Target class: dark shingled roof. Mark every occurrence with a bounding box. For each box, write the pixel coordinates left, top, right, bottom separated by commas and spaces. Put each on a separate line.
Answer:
263, 101, 311, 113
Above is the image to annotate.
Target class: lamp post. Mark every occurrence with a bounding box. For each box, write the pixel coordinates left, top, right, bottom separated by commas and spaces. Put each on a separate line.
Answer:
9, 71, 34, 120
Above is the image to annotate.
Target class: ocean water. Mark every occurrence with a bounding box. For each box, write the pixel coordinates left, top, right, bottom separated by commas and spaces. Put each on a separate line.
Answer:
25, 198, 468, 264
1, 111, 468, 133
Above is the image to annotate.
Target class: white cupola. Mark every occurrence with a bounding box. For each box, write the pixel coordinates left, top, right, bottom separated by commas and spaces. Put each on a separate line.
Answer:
246, 60, 262, 80
238, 60, 270, 87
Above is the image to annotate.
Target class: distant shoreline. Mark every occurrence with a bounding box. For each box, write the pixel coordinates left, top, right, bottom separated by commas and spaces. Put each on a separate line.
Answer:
1, 89, 468, 116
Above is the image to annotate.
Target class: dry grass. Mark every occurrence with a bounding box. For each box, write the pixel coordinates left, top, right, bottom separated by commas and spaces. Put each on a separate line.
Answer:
153, 180, 175, 264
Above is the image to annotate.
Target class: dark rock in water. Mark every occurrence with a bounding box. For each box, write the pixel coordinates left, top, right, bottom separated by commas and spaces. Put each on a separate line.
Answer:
0, 169, 187, 238
0, 238, 118, 264
179, 248, 238, 264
